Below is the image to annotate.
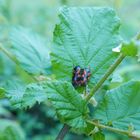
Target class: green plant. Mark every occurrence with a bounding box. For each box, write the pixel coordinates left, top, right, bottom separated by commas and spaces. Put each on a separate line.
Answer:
0, 6, 140, 140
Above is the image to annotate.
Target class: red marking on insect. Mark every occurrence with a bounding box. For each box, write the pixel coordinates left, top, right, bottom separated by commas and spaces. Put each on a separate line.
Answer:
72, 66, 91, 87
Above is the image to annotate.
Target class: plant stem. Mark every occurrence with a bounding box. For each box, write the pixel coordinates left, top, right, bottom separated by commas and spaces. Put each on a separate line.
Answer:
56, 54, 125, 140
56, 124, 70, 140
0, 44, 70, 140
85, 53, 125, 102
87, 120, 140, 139
0, 43, 36, 81
0, 43, 19, 64
0, 43, 126, 139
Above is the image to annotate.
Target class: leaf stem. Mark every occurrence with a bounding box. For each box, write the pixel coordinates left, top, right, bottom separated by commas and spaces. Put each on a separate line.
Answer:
0, 43, 19, 64
87, 120, 140, 139
85, 53, 125, 102
56, 124, 70, 140
0, 43, 36, 81
55, 54, 125, 140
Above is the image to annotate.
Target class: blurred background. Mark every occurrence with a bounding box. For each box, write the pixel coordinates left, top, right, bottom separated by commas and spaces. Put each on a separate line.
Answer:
0, 0, 140, 140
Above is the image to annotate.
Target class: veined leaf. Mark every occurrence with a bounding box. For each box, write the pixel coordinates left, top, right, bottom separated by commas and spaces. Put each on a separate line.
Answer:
21, 83, 47, 108
0, 119, 25, 140
10, 27, 51, 75
52, 7, 121, 85
93, 81, 140, 130
43, 81, 88, 129
4, 81, 47, 108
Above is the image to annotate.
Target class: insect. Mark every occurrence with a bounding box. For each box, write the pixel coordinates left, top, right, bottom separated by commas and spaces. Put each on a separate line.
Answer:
72, 66, 91, 88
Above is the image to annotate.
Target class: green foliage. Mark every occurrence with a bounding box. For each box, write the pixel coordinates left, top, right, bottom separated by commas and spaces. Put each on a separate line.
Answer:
0, 119, 25, 140
4, 81, 47, 108
0, 1, 140, 139
10, 27, 51, 75
136, 33, 140, 62
121, 41, 138, 56
92, 132, 105, 140
0, 87, 5, 98
93, 81, 140, 130
51, 7, 121, 86
43, 81, 88, 129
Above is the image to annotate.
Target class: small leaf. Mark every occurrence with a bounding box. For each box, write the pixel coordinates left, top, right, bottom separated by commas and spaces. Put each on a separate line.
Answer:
84, 122, 95, 135
93, 81, 140, 130
52, 7, 121, 87
92, 132, 105, 140
43, 81, 88, 130
10, 27, 51, 75
121, 41, 138, 56
0, 87, 5, 98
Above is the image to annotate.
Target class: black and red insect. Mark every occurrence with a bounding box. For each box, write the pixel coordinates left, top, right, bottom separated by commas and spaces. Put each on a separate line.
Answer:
72, 66, 91, 88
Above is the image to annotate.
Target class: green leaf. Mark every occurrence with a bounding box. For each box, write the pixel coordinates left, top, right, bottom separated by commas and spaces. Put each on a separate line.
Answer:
4, 81, 47, 108
121, 41, 138, 56
52, 7, 121, 86
0, 87, 5, 98
43, 81, 88, 129
22, 83, 47, 108
93, 132, 105, 140
0, 119, 25, 140
135, 35, 140, 62
84, 122, 95, 135
93, 81, 140, 130
10, 27, 51, 75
